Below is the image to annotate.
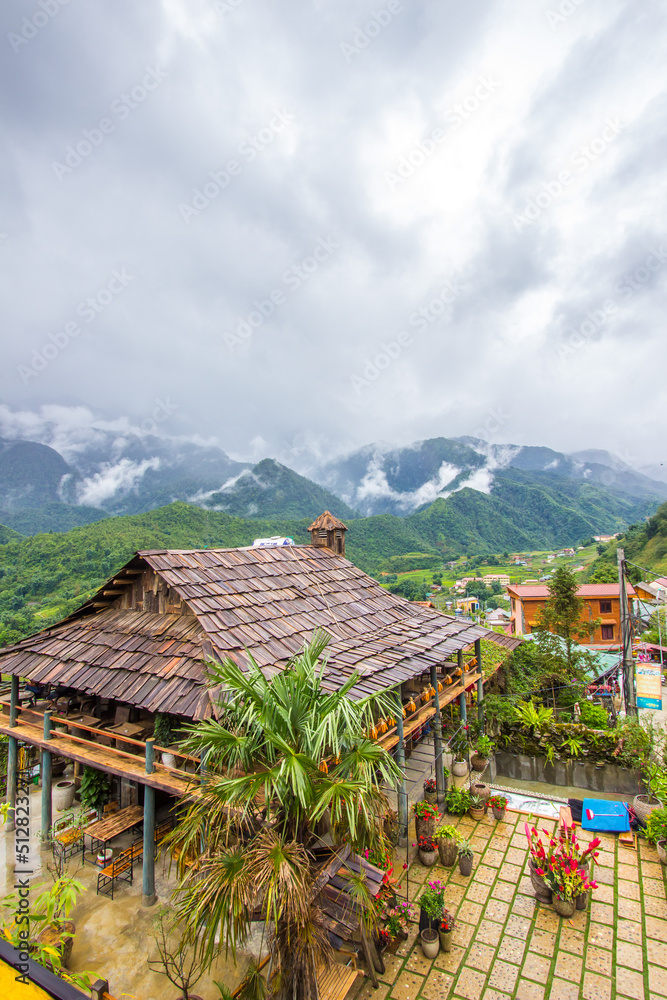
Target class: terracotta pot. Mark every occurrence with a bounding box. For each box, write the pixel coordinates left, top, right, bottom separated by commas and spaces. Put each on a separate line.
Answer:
553, 897, 576, 918
469, 807, 485, 821
420, 928, 440, 959
470, 754, 488, 773
451, 760, 468, 777
439, 928, 453, 952
634, 794, 661, 826
415, 816, 436, 839
438, 838, 458, 867
52, 780, 76, 812
657, 840, 667, 865
529, 859, 552, 903
575, 891, 589, 911
458, 853, 473, 876
492, 807, 506, 822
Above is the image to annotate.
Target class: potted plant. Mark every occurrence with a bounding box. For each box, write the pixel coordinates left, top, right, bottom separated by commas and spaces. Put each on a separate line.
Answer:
154, 713, 178, 767
645, 807, 667, 864
471, 735, 494, 772
148, 907, 207, 1000
469, 794, 485, 821
384, 900, 415, 940
445, 786, 471, 817
420, 926, 440, 959
32, 875, 87, 969
634, 792, 662, 826
423, 777, 437, 804
413, 800, 439, 838
417, 878, 445, 933
457, 837, 474, 876
434, 824, 459, 867
451, 731, 469, 776
489, 794, 508, 821
79, 766, 111, 817
377, 928, 391, 953
438, 909, 456, 952
417, 834, 438, 867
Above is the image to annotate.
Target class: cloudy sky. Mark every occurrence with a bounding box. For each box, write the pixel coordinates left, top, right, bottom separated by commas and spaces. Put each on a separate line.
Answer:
1, 0, 666, 469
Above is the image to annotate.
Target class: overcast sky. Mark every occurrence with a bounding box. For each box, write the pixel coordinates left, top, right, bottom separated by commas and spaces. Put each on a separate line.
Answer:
1, 0, 666, 469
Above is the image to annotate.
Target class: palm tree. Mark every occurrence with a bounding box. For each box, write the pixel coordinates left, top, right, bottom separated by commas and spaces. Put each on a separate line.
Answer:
169, 631, 402, 1000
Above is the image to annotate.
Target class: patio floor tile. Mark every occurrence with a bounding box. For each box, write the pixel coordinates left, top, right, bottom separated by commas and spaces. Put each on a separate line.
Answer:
615, 967, 645, 1000
515, 979, 545, 1000
390, 970, 424, 1000
582, 971, 612, 1000
646, 938, 667, 967
587, 923, 614, 949
475, 920, 503, 948
547, 976, 580, 1000
404, 950, 433, 976
616, 941, 644, 971
421, 970, 454, 999
467, 943, 496, 973
529, 930, 556, 957
380, 956, 405, 984
487, 960, 519, 993
560, 926, 585, 956
617, 919, 642, 945
648, 965, 667, 995
491, 882, 515, 902
455, 966, 487, 1000
553, 951, 582, 982
522, 952, 551, 982
585, 944, 612, 975
497, 936, 526, 964
434, 946, 467, 973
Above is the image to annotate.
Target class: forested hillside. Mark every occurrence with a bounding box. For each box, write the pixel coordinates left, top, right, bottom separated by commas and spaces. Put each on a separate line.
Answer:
587, 501, 667, 582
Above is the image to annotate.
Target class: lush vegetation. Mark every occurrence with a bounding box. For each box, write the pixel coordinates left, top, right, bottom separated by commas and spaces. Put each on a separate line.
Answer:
169, 634, 399, 999
587, 500, 667, 580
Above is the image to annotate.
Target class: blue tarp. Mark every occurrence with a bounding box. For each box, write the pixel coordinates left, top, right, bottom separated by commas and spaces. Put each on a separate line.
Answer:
581, 798, 630, 832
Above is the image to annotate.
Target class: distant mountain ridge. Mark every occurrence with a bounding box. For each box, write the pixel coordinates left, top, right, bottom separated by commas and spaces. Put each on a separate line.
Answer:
0, 431, 665, 550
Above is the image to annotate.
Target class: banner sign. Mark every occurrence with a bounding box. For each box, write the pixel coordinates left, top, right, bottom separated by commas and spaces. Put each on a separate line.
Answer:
636, 664, 663, 710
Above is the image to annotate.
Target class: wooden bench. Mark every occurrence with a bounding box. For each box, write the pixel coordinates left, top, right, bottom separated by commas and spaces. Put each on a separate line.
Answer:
97, 848, 134, 899
316, 960, 359, 1000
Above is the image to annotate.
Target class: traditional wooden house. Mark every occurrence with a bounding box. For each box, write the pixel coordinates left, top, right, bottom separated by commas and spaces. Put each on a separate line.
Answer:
506, 581, 636, 645
0, 513, 520, 905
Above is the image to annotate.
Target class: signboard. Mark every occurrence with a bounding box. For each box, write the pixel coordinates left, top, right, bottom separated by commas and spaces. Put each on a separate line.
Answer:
636, 664, 663, 710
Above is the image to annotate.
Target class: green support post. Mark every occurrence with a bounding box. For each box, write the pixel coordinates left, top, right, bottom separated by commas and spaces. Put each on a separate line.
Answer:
142, 738, 157, 907
430, 664, 445, 807
475, 638, 484, 728
6, 675, 19, 832
41, 711, 53, 839
458, 650, 467, 724
394, 692, 408, 847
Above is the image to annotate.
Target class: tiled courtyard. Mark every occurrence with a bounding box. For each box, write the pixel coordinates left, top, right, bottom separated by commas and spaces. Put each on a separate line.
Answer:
352, 809, 667, 1000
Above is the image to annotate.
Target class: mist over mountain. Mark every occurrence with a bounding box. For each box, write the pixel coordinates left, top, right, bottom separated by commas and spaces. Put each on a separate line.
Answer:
0, 419, 665, 543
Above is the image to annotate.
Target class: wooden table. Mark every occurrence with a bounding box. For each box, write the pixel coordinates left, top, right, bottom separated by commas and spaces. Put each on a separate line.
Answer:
64, 713, 99, 738
82, 804, 144, 864
104, 721, 148, 752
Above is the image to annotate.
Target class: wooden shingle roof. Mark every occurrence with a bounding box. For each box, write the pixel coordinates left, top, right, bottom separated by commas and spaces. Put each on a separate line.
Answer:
0, 543, 521, 718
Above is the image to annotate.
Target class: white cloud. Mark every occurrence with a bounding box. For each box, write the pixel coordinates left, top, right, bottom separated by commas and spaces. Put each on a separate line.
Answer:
76, 458, 161, 507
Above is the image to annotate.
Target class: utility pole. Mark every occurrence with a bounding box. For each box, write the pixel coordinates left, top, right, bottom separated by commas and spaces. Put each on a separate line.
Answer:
617, 547, 636, 716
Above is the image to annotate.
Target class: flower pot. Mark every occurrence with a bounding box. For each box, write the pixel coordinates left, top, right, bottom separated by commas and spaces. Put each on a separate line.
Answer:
438, 838, 458, 867
420, 928, 440, 959
36, 920, 76, 969
575, 891, 589, 911
553, 897, 576, 918
492, 807, 506, 822
469, 806, 485, 821
424, 789, 437, 804
471, 782, 490, 811
418, 909, 440, 935
634, 794, 661, 826
415, 816, 436, 839
451, 760, 468, 777
439, 928, 453, 952
161, 751, 176, 768
470, 754, 488, 773
657, 840, 667, 865
458, 853, 473, 877
419, 848, 438, 867
529, 859, 552, 903
52, 780, 76, 812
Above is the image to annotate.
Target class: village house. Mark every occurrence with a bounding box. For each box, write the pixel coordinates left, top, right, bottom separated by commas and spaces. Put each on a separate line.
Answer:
482, 573, 510, 588
506, 581, 636, 645
634, 577, 667, 602
0, 512, 520, 907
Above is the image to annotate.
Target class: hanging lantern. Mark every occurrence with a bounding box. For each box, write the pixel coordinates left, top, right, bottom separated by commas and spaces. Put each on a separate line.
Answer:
319, 759, 328, 774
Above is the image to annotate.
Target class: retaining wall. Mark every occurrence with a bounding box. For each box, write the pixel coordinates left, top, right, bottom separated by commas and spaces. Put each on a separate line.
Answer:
493, 751, 645, 796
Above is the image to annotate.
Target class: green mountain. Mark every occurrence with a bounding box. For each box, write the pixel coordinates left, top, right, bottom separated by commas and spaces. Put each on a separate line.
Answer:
587, 501, 667, 581
0, 524, 22, 544
202, 459, 357, 521
0, 502, 109, 535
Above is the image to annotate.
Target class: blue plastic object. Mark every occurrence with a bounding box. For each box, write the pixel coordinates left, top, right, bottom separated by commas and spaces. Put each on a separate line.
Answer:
581, 798, 630, 832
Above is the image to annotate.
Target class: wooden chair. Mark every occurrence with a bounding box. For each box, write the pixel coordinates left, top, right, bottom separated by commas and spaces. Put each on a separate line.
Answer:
96, 848, 134, 899
103, 801, 120, 817
316, 959, 359, 1000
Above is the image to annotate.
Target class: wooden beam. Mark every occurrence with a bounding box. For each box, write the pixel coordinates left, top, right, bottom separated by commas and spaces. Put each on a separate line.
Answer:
102, 590, 123, 596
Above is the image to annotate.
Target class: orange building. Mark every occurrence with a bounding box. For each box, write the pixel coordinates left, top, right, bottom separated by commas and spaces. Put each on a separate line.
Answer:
506, 582, 636, 646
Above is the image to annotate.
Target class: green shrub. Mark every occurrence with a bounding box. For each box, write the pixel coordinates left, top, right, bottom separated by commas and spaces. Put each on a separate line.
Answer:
645, 807, 667, 846
579, 703, 608, 729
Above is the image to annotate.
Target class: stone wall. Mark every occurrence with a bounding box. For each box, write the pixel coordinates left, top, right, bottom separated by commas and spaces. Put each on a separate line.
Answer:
493, 751, 645, 795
